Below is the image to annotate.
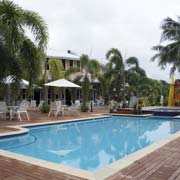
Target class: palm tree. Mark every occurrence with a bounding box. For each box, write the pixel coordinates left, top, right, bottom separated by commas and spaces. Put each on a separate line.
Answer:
20, 39, 45, 97
79, 54, 101, 111
80, 54, 101, 77
125, 71, 140, 96
138, 78, 162, 105
0, 0, 48, 91
152, 17, 180, 75
88, 59, 101, 78
126, 57, 146, 77
0, 43, 16, 80
98, 73, 112, 104
80, 54, 89, 73
0, 0, 47, 51
106, 48, 125, 102
48, 59, 64, 80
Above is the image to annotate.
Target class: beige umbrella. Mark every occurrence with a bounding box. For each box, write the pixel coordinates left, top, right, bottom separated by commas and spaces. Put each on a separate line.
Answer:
44, 78, 80, 88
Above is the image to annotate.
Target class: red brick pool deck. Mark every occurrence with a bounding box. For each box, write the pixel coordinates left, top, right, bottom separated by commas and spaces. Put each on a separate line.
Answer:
0, 109, 180, 180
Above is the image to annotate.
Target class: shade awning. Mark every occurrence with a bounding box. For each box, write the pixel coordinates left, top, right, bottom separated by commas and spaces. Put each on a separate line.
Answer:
44, 78, 80, 88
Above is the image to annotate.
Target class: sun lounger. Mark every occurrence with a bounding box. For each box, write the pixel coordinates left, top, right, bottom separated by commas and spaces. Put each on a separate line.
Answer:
29, 100, 37, 110
65, 100, 80, 115
48, 100, 64, 117
14, 100, 30, 121
0, 101, 8, 120
38, 100, 44, 109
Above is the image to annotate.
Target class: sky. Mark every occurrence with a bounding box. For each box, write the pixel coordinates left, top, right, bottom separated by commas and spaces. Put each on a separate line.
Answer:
13, 0, 180, 82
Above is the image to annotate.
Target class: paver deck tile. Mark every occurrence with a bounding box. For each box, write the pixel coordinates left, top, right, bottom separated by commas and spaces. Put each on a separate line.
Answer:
107, 137, 180, 180
0, 155, 87, 180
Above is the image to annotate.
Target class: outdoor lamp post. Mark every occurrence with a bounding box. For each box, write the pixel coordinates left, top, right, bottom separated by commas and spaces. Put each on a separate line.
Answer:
113, 88, 116, 98
90, 97, 93, 112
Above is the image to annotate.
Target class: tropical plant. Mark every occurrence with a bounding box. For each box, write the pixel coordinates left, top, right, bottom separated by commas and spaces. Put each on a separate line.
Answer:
125, 69, 164, 105
20, 39, 45, 97
98, 73, 112, 104
10, 81, 21, 103
81, 75, 90, 112
49, 59, 64, 80
125, 71, 140, 96
47, 58, 64, 101
80, 54, 101, 77
138, 78, 162, 105
126, 57, 146, 77
79, 54, 101, 111
88, 59, 101, 78
160, 80, 169, 98
106, 48, 125, 102
152, 17, 180, 75
66, 75, 81, 102
64, 66, 80, 79
80, 54, 89, 70
0, 44, 16, 80
0, 0, 48, 93
40, 104, 50, 113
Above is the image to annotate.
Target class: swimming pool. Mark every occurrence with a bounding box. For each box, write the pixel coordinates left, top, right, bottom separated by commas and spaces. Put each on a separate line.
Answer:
143, 108, 180, 116
0, 116, 180, 172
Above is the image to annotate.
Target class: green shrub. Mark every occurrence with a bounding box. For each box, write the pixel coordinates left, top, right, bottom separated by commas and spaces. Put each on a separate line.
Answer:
138, 98, 144, 105
40, 105, 50, 113
81, 103, 89, 112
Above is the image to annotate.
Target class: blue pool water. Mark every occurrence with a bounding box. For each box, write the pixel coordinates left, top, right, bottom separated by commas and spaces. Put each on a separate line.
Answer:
143, 108, 180, 116
151, 108, 180, 112
0, 116, 180, 171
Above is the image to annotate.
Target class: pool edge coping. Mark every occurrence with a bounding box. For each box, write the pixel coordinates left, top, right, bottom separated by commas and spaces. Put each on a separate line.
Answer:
0, 115, 180, 180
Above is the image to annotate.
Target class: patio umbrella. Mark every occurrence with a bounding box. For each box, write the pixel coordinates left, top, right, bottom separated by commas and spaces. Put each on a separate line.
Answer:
174, 80, 179, 100
44, 78, 80, 105
4, 76, 41, 89
168, 77, 175, 106
44, 78, 80, 88
4, 76, 29, 87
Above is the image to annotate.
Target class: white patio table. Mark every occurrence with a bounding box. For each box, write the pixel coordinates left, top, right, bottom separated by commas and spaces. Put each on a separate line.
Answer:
8, 106, 18, 120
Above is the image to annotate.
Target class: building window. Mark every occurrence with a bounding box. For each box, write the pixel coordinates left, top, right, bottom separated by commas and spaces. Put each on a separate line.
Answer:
21, 89, 26, 99
77, 61, 80, 69
70, 60, 73, 67
45, 59, 49, 70
62, 59, 66, 70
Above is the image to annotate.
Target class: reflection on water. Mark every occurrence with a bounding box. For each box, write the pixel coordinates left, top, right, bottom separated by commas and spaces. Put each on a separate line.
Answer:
0, 116, 180, 171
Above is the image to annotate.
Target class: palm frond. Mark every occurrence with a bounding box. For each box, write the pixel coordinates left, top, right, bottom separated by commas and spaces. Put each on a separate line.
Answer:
80, 54, 89, 69
126, 57, 139, 67
22, 10, 48, 49
161, 17, 180, 42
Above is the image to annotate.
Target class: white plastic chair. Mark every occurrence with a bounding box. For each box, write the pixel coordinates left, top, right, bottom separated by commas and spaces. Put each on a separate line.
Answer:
29, 100, 37, 110
15, 101, 30, 121
95, 99, 101, 106
55, 101, 64, 117
0, 101, 8, 120
66, 99, 80, 115
38, 100, 44, 109
48, 100, 64, 117
75, 100, 81, 107
119, 101, 123, 109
